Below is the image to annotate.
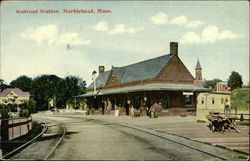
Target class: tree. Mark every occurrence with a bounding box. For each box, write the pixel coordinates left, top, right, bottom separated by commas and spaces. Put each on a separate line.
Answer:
30, 74, 86, 110
204, 79, 222, 90
57, 76, 86, 108
228, 71, 243, 90
31, 74, 62, 110
0, 79, 10, 91
10, 75, 32, 92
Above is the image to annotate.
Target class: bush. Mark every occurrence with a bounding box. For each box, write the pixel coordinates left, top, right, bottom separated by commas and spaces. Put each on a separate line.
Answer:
23, 98, 37, 114
6, 104, 17, 112
231, 87, 250, 111
19, 109, 30, 118
0, 107, 11, 119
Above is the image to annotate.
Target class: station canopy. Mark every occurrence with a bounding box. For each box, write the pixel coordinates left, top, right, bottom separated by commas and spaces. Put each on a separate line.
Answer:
76, 83, 211, 98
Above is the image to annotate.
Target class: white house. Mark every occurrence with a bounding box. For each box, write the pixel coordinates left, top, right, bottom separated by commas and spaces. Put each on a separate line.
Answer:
0, 88, 30, 105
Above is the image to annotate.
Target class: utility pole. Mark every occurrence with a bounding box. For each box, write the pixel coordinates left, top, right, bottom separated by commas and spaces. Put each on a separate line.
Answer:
74, 98, 76, 109
92, 70, 97, 93
54, 96, 57, 115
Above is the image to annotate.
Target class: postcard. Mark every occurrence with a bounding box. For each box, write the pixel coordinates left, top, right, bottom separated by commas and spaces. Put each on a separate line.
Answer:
0, 1, 249, 160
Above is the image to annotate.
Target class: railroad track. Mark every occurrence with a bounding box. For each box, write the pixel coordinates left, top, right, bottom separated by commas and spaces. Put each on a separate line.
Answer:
88, 119, 229, 160
6, 115, 248, 160
4, 118, 66, 160
2, 120, 48, 159
82, 117, 249, 160
44, 119, 66, 160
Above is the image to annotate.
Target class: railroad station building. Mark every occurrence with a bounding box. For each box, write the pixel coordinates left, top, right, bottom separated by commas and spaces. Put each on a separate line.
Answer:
79, 42, 210, 116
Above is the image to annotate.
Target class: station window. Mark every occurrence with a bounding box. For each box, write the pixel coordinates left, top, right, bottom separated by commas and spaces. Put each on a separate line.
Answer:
201, 98, 204, 104
221, 98, 224, 104
185, 95, 193, 106
212, 98, 215, 104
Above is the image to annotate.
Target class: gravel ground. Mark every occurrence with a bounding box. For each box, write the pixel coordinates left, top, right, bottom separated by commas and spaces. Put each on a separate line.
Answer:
38, 114, 249, 160
11, 113, 248, 160
10, 118, 65, 160
65, 114, 249, 153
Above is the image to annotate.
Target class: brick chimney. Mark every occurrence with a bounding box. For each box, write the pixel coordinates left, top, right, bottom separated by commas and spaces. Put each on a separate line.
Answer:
98, 66, 105, 74
170, 42, 178, 56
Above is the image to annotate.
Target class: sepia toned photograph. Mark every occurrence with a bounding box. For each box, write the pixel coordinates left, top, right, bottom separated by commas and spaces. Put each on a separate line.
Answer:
0, 1, 249, 160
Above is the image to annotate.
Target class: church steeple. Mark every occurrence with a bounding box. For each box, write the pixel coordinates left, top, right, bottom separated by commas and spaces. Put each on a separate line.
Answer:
195, 59, 202, 80
195, 59, 202, 70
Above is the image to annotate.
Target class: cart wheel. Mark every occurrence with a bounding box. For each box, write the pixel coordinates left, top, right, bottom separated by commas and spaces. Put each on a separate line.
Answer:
221, 125, 224, 132
208, 123, 212, 130
211, 125, 215, 132
232, 120, 236, 126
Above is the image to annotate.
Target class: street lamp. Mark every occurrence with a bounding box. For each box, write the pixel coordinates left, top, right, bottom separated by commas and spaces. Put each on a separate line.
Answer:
92, 70, 97, 93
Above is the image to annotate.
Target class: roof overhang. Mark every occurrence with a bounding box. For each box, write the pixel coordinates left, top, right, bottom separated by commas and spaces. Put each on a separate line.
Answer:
76, 83, 211, 98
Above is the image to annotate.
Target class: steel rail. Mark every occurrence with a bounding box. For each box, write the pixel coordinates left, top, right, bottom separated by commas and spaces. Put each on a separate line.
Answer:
2, 120, 48, 159
94, 120, 176, 159
47, 115, 248, 160
90, 119, 229, 160
43, 120, 67, 160
53, 115, 231, 160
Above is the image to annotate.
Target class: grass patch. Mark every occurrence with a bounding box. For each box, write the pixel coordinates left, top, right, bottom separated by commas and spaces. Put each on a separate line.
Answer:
231, 87, 250, 111
197, 119, 206, 123
2, 121, 44, 156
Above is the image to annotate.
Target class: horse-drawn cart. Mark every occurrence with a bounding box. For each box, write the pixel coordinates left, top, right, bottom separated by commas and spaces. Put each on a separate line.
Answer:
207, 112, 239, 133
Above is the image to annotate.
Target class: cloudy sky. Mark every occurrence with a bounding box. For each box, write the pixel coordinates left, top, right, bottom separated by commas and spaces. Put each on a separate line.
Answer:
1, 1, 249, 86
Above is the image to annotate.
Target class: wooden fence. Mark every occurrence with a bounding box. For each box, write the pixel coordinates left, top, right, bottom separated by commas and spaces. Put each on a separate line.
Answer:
0, 117, 32, 142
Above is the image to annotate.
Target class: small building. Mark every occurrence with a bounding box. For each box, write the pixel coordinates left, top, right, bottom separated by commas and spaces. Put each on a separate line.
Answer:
196, 91, 231, 122
0, 88, 30, 105
79, 42, 210, 116
216, 81, 231, 92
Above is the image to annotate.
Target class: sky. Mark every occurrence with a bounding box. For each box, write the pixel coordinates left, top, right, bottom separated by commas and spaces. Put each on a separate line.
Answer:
1, 1, 249, 86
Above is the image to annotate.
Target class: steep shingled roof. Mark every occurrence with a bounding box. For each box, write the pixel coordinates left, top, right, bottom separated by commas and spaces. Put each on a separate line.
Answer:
88, 70, 111, 89
88, 54, 174, 89
0, 88, 30, 97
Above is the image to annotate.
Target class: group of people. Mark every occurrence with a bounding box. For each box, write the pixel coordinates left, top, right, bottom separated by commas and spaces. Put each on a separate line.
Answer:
130, 102, 162, 118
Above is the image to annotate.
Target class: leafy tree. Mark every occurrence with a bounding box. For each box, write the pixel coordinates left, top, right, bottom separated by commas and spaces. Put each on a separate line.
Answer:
31, 74, 62, 110
10, 75, 32, 92
57, 76, 86, 108
30, 74, 86, 110
228, 71, 243, 90
0, 79, 10, 91
6, 74, 86, 112
204, 79, 222, 90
